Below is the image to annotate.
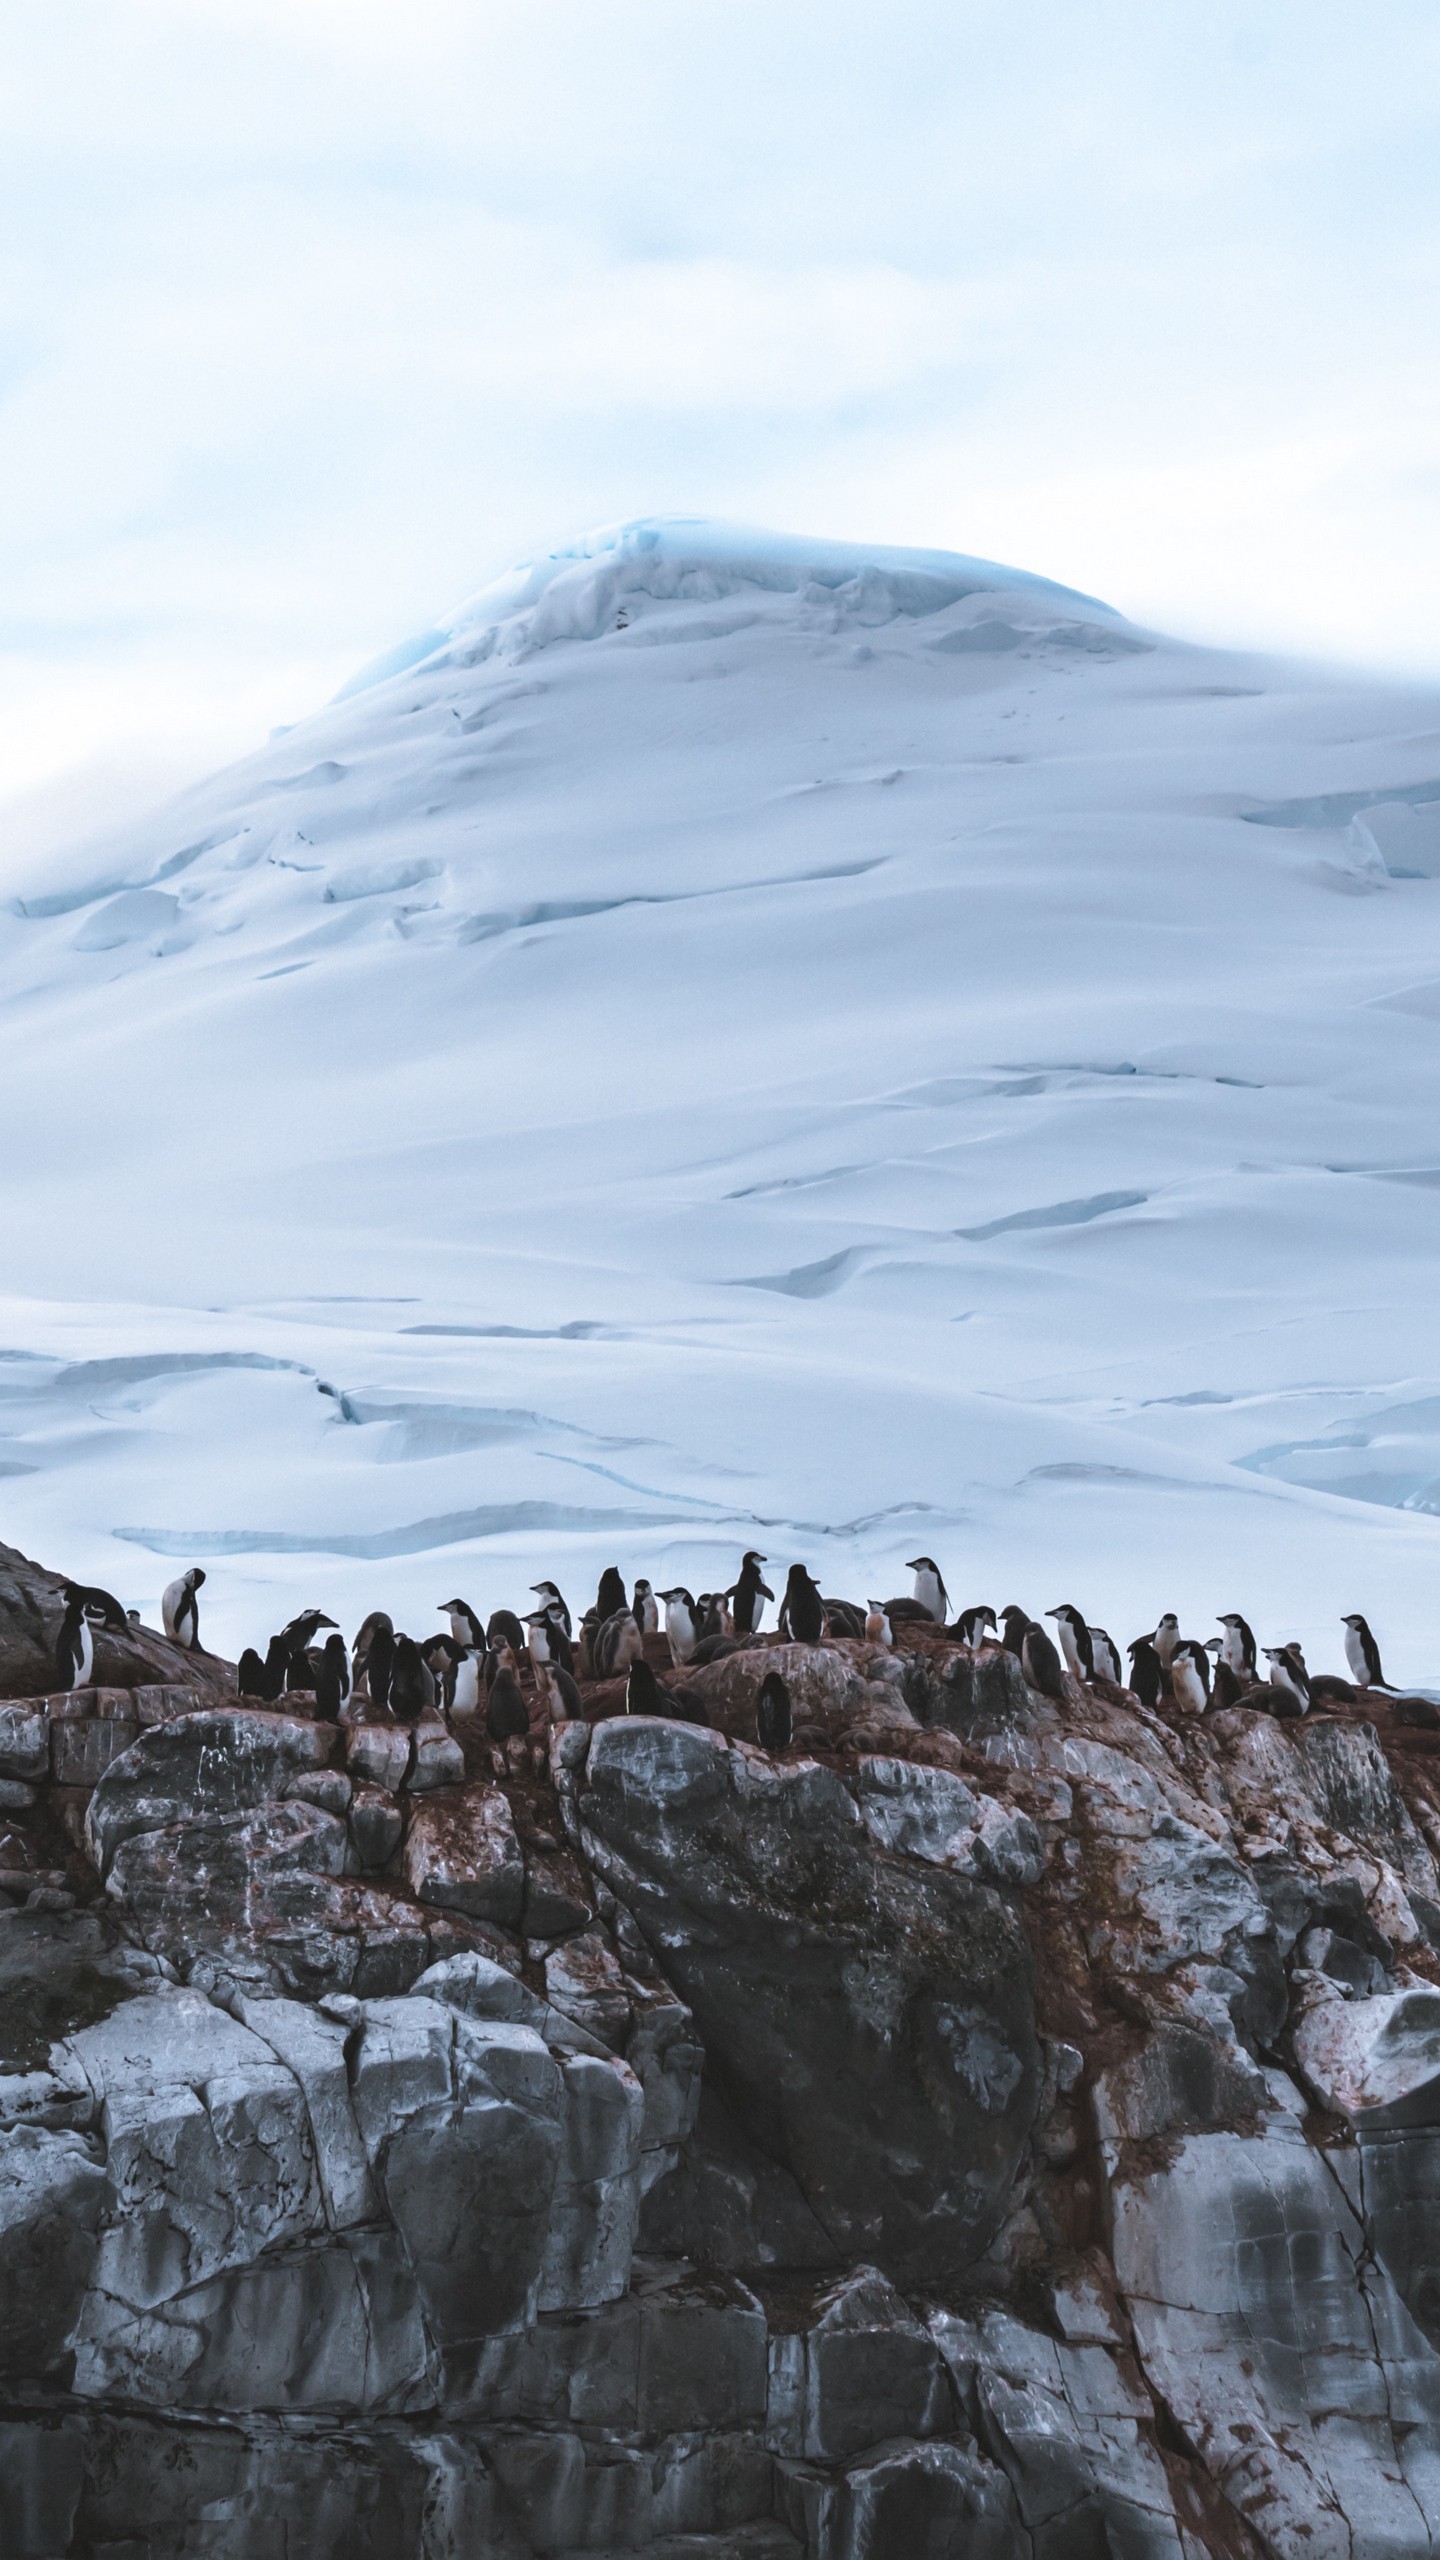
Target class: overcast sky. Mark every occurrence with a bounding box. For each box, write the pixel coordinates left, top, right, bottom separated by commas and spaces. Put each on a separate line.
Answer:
3, 1, 1439, 836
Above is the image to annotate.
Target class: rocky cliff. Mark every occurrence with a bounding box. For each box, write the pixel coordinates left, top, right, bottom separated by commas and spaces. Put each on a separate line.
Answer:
5, 1544, 1440, 2556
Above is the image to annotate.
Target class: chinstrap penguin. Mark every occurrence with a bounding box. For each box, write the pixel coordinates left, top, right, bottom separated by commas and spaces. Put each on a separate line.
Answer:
1342, 1614, 1392, 1690
728, 1551, 773, 1636
162, 1567, 206, 1651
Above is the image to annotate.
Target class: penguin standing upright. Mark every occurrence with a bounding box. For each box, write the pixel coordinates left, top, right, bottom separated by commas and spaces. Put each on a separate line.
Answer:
54, 1587, 96, 1692
1169, 1638, 1210, 1715
486, 1656, 530, 1745
632, 1579, 660, 1635
389, 1635, 435, 1725
1021, 1620, 1067, 1702
1342, 1614, 1393, 1690
905, 1557, 950, 1623
487, 1607, 527, 1655
999, 1605, 1031, 1659
1126, 1638, 1164, 1708
1216, 1613, 1257, 1678
1148, 1613, 1181, 1667
1088, 1627, 1121, 1685
728, 1552, 774, 1637
439, 1597, 486, 1651
355, 1613, 395, 1716
595, 1566, 628, 1624
626, 1657, 662, 1716
1209, 1653, 1243, 1712
1046, 1605, 1095, 1682
658, 1588, 701, 1664
865, 1601, 894, 1646
449, 1647, 481, 1717
237, 1646, 269, 1697
756, 1670, 793, 1752
313, 1633, 351, 1721
162, 1567, 206, 1651
280, 1611, 338, 1690
778, 1566, 825, 1645
531, 1581, 572, 1639
592, 1608, 643, 1682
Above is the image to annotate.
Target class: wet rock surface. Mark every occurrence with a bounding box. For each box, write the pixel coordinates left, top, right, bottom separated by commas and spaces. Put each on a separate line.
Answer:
4, 1589, 1440, 2552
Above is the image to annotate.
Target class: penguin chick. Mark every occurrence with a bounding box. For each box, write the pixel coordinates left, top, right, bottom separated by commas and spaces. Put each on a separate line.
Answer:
486, 1661, 530, 1745
361, 1618, 395, 1716
1126, 1638, 1164, 1708
626, 1657, 663, 1716
313, 1632, 351, 1721
728, 1551, 773, 1636
756, 1670, 793, 1753
1342, 1613, 1392, 1691
1210, 1657, 1243, 1712
778, 1565, 825, 1645
1088, 1627, 1121, 1685
595, 1565, 627, 1623
1021, 1621, 1067, 1703
162, 1567, 206, 1650
906, 1556, 950, 1623
999, 1605, 1031, 1659
1169, 1638, 1210, 1715
632, 1578, 660, 1635
822, 1598, 867, 1640
865, 1601, 893, 1646
486, 1607, 527, 1655
1217, 1613, 1258, 1678
1046, 1604, 1095, 1681
389, 1635, 434, 1725
530, 1580, 571, 1638
592, 1607, 643, 1682
237, 1646, 269, 1698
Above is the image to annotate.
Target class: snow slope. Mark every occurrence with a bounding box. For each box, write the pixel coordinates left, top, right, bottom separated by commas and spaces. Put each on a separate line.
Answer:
3, 515, 1440, 1680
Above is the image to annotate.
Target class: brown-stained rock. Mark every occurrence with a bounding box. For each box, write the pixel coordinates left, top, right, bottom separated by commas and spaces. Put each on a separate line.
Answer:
85, 1707, 336, 1875
402, 1785, 524, 1926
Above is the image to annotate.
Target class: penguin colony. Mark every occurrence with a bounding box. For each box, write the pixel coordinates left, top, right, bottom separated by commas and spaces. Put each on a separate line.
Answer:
51, 1548, 1423, 1757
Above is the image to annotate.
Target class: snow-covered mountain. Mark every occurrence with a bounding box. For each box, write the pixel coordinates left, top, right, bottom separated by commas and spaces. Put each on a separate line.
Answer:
3, 515, 1440, 1677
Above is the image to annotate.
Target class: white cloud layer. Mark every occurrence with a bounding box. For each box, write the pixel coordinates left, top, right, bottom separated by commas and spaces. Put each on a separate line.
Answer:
2, 0, 1439, 813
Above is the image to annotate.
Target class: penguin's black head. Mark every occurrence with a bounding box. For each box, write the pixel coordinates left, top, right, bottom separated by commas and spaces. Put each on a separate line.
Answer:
907, 1557, 939, 1574
1045, 1604, 1082, 1625
189, 1568, 207, 1590
1341, 1613, 1366, 1631
742, 1551, 767, 1567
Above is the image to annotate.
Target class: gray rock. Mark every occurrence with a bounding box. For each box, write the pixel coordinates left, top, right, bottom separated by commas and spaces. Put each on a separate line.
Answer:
766, 2266, 951, 2460
0, 1706, 47, 1785
348, 1781, 403, 1869
404, 1786, 524, 1924
577, 1717, 1041, 2279
0, 2124, 108, 2377
86, 1706, 333, 1873
406, 1717, 465, 1792
346, 1720, 412, 1793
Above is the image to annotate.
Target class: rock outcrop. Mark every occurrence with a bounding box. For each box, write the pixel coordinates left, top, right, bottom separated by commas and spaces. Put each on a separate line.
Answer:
4, 1556, 1440, 2554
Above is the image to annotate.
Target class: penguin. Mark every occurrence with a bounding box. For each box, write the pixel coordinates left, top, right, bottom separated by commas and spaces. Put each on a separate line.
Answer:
822, 1598, 867, 1640
439, 1597, 486, 1651
1342, 1614, 1393, 1691
237, 1646, 269, 1698
1046, 1605, 1095, 1682
689, 1631, 743, 1666
486, 1607, 527, 1655
280, 1611, 338, 1688
728, 1552, 774, 1637
954, 1606, 997, 1649
1210, 1656, 1243, 1712
1127, 1638, 1164, 1708
66, 1581, 129, 1634
632, 1579, 660, 1636
530, 1581, 571, 1639
756, 1669, 793, 1753
486, 1659, 530, 1745
778, 1565, 825, 1645
693, 1593, 729, 1645
1309, 1673, 1358, 1710
592, 1607, 643, 1682
865, 1601, 894, 1646
595, 1566, 628, 1624
575, 1610, 600, 1679
162, 1567, 206, 1651
1088, 1627, 1121, 1685
1148, 1613, 1180, 1668
524, 1610, 555, 1674
54, 1587, 95, 1693
541, 1607, 575, 1676
1169, 1639, 1210, 1715
1263, 1645, 1310, 1711
626, 1657, 663, 1716
1217, 1613, 1258, 1679
313, 1633, 351, 1721
1021, 1620, 1067, 1703
551, 1661, 584, 1722
449, 1647, 482, 1718
658, 1588, 701, 1664
999, 1605, 1031, 1659
359, 1615, 395, 1717
906, 1557, 950, 1623
389, 1634, 435, 1725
